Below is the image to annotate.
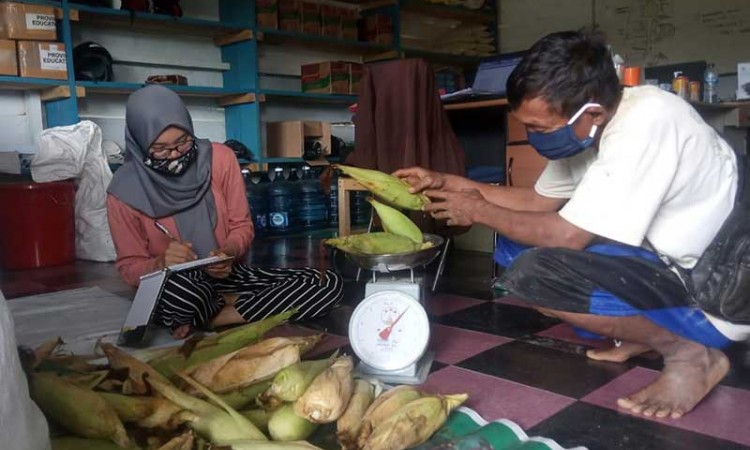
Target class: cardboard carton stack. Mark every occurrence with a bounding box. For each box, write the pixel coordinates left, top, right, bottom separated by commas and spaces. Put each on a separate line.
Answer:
0, 2, 66, 79
258, 0, 359, 40
301, 60, 364, 96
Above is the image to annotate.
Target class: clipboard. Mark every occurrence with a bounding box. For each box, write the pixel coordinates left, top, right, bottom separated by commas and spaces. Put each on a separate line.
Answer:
117, 255, 233, 347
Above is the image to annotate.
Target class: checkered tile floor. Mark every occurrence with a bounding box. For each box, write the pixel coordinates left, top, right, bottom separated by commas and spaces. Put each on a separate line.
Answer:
3, 236, 750, 450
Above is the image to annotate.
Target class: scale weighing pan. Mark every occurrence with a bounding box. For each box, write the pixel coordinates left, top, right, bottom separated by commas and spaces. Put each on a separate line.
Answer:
339, 234, 445, 273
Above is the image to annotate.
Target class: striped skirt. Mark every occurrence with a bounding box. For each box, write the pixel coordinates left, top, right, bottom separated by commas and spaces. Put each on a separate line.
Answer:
154, 263, 344, 329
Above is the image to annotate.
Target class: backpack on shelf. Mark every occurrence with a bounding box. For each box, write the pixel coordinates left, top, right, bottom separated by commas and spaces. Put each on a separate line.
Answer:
152, 0, 182, 17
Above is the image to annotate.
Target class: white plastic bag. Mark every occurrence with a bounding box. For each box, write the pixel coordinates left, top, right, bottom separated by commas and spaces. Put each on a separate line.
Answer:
0, 290, 51, 450
31, 121, 116, 262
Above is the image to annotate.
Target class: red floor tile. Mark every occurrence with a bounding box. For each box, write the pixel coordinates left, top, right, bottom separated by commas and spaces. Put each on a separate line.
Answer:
582, 366, 750, 446
431, 324, 511, 365
420, 366, 575, 429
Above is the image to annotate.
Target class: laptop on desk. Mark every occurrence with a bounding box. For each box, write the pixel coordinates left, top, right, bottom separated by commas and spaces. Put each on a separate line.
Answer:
441, 51, 526, 103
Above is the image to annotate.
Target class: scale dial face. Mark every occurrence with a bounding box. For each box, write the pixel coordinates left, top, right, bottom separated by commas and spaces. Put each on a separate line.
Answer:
349, 290, 430, 372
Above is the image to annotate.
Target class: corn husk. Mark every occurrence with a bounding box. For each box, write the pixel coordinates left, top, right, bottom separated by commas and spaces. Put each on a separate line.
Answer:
259, 355, 335, 407
337, 379, 375, 450
61, 369, 109, 389
99, 392, 183, 430
357, 385, 423, 448
32, 336, 63, 367
293, 356, 354, 424
363, 394, 468, 450
30, 373, 132, 448
157, 431, 194, 450
146, 372, 267, 443
183, 335, 323, 394
219, 380, 273, 410
51, 437, 139, 450
149, 310, 296, 380
101, 343, 172, 395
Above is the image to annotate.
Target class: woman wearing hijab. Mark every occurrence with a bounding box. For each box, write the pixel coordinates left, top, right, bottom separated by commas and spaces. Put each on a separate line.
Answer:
107, 86, 343, 338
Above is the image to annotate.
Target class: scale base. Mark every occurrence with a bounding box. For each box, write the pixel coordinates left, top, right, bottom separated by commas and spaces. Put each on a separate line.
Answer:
354, 351, 435, 385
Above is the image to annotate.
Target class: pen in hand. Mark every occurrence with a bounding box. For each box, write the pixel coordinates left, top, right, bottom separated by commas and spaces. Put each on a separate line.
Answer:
154, 221, 197, 266
154, 221, 178, 241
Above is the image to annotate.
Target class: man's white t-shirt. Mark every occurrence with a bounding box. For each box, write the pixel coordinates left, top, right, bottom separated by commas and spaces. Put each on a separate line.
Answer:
535, 86, 738, 269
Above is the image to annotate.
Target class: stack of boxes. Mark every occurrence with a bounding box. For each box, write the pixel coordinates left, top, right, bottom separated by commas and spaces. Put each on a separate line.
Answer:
0, 2, 67, 79
256, 0, 380, 44
301, 61, 364, 96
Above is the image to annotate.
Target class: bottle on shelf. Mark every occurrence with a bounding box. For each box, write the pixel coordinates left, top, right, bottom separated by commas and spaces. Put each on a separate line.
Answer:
704, 63, 719, 104
244, 170, 269, 237
297, 166, 329, 230
267, 167, 301, 235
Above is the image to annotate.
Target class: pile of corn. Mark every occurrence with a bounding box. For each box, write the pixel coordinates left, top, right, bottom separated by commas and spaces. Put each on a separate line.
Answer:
26, 310, 467, 450
325, 165, 434, 256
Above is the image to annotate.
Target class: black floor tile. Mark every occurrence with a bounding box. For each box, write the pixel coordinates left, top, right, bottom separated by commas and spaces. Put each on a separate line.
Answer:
302, 305, 353, 337
458, 340, 632, 398
528, 402, 748, 450
434, 301, 560, 338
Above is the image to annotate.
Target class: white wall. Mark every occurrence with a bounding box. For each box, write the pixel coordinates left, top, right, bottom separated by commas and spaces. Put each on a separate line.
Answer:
0, 92, 44, 153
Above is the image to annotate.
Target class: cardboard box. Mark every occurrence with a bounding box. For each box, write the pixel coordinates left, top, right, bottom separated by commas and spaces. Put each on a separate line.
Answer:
0, 2, 57, 41
0, 39, 17, 75
362, 14, 393, 46
256, 0, 278, 29
738, 62, 750, 101
348, 62, 364, 95
278, 0, 300, 32
301, 61, 349, 94
341, 9, 358, 40
300, 2, 320, 35
18, 41, 67, 80
320, 5, 341, 38
266, 121, 332, 159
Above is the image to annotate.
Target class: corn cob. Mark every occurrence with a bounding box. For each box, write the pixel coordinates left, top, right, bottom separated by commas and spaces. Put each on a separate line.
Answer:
148, 310, 295, 380
30, 373, 132, 448
99, 392, 183, 430
241, 408, 272, 432
293, 356, 354, 424
259, 355, 335, 407
334, 165, 429, 211
357, 386, 423, 448
268, 403, 319, 441
183, 335, 322, 394
101, 343, 172, 395
325, 233, 420, 255
147, 372, 267, 443
336, 379, 375, 450
219, 380, 273, 410
368, 198, 423, 244
219, 441, 324, 450
363, 394, 468, 450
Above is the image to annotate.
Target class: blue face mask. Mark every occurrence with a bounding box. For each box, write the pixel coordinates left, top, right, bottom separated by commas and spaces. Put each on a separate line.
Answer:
527, 102, 601, 160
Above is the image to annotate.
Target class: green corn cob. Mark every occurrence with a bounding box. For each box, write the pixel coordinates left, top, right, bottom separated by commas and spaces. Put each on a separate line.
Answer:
368, 198, 423, 244
30, 373, 133, 448
334, 165, 429, 211
325, 233, 420, 255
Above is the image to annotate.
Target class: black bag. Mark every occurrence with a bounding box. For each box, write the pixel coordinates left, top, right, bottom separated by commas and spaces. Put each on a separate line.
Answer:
73, 42, 113, 82
689, 205, 750, 324
121, 0, 149, 12
688, 154, 750, 324
153, 0, 182, 17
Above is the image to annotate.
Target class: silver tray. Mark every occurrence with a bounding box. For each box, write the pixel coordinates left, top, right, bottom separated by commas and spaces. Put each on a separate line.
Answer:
339, 234, 445, 273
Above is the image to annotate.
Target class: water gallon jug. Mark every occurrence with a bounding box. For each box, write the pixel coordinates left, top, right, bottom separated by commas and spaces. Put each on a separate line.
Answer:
351, 190, 372, 226
245, 173, 269, 237
298, 166, 329, 229
329, 171, 339, 227
267, 168, 301, 234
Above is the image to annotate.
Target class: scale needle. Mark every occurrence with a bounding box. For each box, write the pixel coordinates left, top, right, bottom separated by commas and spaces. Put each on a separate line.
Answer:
379, 307, 409, 341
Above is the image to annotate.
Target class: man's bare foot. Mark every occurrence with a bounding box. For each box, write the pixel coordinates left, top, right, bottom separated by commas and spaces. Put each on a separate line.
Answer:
617, 346, 729, 419
587, 341, 651, 363
171, 324, 192, 340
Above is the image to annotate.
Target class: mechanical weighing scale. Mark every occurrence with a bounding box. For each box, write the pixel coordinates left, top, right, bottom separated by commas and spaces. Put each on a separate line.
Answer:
340, 234, 444, 385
